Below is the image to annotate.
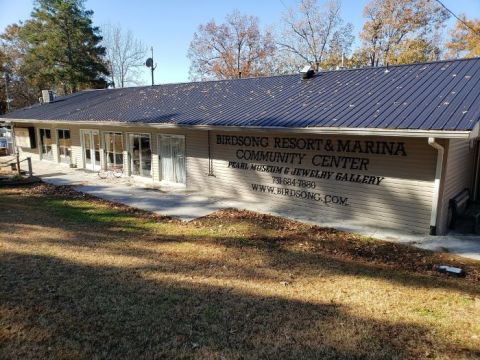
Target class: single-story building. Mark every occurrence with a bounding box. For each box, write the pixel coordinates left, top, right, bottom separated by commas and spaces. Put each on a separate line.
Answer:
2, 58, 480, 235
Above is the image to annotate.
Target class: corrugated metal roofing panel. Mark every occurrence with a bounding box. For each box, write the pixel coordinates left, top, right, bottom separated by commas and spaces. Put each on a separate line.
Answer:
2, 57, 480, 131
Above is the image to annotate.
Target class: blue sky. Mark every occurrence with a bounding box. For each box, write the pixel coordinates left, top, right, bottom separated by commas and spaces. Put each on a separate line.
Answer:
1, 0, 479, 85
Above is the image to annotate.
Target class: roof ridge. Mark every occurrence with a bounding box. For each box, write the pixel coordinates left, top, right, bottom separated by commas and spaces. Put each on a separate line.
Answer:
365, 56, 480, 70
84, 57, 480, 91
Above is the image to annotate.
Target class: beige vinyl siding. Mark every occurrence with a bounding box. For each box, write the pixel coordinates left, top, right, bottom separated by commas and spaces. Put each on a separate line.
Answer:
14, 122, 440, 234
184, 130, 210, 189
437, 139, 474, 234
14, 123, 78, 165
69, 127, 82, 168
14, 123, 41, 161
201, 131, 437, 234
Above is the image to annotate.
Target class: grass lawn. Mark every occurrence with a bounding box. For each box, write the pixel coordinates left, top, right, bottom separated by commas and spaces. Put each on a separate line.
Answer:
1, 183, 479, 359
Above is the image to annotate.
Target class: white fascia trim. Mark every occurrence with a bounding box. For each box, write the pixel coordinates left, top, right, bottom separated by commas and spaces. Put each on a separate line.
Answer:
4, 118, 472, 139
469, 121, 480, 140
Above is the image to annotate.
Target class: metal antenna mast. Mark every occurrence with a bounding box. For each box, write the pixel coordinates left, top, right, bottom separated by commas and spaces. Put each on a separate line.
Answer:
145, 47, 157, 86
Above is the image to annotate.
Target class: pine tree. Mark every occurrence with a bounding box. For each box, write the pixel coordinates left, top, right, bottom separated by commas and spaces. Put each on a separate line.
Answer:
19, 0, 109, 94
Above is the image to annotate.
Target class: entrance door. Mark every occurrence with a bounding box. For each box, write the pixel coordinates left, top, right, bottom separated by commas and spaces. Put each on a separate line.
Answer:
81, 130, 101, 171
39, 128, 54, 161
57, 129, 72, 164
104, 132, 124, 170
128, 133, 151, 177
158, 134, 186, 184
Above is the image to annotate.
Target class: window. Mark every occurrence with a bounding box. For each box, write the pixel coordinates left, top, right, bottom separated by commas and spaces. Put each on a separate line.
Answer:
39, 128, 53, 161
104, 132, 124, 169
158, 134, 185, 184
57, 129, 71, 164
128, 133, 151, 177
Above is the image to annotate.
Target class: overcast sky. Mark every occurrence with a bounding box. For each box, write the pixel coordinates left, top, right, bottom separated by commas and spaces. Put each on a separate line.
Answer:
1, 0, 479, 85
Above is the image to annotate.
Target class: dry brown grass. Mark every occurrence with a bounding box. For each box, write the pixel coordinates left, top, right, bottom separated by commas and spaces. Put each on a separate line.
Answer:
0, 183, 479, 359
0, 156, 15, 176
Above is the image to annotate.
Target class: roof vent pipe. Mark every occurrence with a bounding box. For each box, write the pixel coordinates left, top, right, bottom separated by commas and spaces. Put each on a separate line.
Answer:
301, 65, 315, 80
41, 90, 55, 104
428, 137, 445, 235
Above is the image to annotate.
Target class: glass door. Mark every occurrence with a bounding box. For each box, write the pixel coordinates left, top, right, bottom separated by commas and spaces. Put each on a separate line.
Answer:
104, 132, 124, 170
158, 134, 186, 184
128, 133, 151, 177
81, 130, 100, 171
39, 128, 54, 161
57, 129, 72, 164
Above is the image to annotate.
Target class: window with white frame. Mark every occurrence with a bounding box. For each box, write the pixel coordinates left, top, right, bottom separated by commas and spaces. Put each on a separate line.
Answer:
158, 134, 186, 184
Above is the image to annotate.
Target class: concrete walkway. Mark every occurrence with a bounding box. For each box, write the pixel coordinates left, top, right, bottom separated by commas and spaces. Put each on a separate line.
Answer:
19, 158, 480, 261
27, 159, 239, 220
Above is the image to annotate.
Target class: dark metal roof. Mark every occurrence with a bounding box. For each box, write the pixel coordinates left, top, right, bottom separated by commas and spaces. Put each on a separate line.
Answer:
3, 58, 480, 131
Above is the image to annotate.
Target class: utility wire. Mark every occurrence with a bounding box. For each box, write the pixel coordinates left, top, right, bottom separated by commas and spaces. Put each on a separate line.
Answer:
433, 0, 480, 36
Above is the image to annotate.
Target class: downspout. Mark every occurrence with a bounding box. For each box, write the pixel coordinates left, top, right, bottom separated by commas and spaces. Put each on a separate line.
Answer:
207, 130, 215, 177
428, 137, 445, 235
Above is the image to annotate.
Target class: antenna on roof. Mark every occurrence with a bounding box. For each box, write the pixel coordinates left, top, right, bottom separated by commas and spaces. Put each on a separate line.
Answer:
145, 47, 157, 86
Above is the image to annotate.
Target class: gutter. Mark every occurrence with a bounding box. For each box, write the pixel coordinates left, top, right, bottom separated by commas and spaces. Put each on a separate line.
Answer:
2, 118, 473, 139
428, 137, 445, 235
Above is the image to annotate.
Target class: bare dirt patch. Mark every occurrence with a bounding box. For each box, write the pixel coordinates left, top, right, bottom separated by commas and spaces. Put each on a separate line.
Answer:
1, 183, 479, 359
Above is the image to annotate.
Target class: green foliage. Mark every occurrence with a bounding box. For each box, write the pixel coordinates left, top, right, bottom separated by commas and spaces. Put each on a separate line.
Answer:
18, 0, 109, 94
42, 198, 142, 229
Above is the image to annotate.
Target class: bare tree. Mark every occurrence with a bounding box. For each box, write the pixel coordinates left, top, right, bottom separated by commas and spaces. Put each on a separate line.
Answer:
102, 24, 147, 88
277, 0, 354, 71
188, 10, 276, 80
359, 0, 449, 67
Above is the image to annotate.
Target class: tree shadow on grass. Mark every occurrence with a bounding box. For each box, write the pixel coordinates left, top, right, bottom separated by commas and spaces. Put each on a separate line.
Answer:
6, 228, 480, 301
210, 234, 480, 297
1, 190, 479, 299
1, 187, 480, 358
2, 252, 477, 360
